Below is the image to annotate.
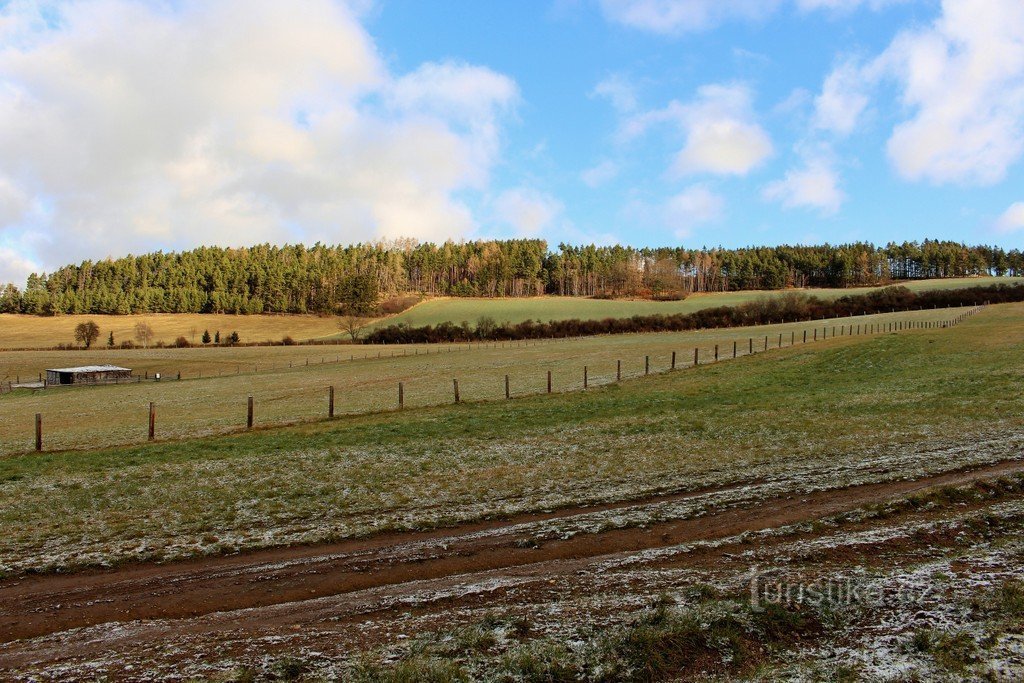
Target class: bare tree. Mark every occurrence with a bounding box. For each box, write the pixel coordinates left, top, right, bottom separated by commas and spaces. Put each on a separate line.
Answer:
189, 326, 198, 345
338, 315, 363, 341
134, 321, 154, 348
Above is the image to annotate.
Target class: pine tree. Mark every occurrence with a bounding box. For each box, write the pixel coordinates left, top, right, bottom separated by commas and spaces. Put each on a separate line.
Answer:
202, 329, 211, 344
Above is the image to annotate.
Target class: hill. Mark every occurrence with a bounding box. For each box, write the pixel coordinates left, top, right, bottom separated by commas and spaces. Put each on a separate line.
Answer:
2, 239, 1021, 316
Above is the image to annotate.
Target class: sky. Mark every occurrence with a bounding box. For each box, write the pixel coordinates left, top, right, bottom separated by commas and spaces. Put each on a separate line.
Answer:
0, 0, 1023, 286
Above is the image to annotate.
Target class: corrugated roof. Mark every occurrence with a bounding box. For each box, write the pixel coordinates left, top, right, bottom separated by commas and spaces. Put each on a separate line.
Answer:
45, 365, 132, 373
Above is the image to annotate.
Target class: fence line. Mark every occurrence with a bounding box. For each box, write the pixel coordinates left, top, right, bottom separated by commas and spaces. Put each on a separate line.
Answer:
19, 305, 984, 451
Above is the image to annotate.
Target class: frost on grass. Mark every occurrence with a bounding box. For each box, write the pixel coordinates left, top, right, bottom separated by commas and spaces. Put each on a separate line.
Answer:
1, 426, 1022, 575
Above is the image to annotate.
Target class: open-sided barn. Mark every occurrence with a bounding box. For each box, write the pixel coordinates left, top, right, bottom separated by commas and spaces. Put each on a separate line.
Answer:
45, 365, 132, 386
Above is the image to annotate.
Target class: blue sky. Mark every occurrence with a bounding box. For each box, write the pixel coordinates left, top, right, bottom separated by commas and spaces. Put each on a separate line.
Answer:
0, 0, 1022, 285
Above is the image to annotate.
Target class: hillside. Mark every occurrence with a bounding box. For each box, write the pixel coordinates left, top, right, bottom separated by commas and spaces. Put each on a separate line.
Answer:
1, 276, 1020, 350
2, 239, 1021, 317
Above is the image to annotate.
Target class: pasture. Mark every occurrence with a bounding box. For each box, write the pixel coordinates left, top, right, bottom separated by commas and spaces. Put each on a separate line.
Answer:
0, 307, 970, 457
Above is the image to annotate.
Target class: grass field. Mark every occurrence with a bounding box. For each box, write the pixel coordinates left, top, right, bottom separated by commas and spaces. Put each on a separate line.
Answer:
0, 312, 342, 350
0, 307, 970, 457
0, 301, 1017, 575
366, 276, 1022, 330
0, 276, 1017, 350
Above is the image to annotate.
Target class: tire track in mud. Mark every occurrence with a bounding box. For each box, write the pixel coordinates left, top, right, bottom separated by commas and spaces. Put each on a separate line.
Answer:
1, 457, 1022, 647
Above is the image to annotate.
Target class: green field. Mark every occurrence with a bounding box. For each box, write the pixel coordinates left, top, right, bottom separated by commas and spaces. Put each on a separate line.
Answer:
0, 307, 967, 457
0, 301, 1015, 574
368, 276, 1021, 330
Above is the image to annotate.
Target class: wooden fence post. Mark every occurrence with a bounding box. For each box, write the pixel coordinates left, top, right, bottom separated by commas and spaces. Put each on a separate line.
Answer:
645, 356, 649, 375
694, 347, 698, 366
247, 396, 254, 430
814, 329, 818, 341
670, 352, 676, 371
35, 413, 42, 452
714, 344, 718, 362
749, 338, 753, 354
328, 386, 335, 418
399, 382, 404, 409
617, 360, 622, 380
584, 366, 589, 389
764, 336, 768, 351
453, 379, 460, 403
148, 402, 155, 441
547, 370, 552, 394
778, 333, 782, 348
505, 374, 510, 399
790, 331, 794, 345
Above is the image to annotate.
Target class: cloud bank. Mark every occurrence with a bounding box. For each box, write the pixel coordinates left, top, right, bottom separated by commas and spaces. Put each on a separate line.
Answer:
0, 0, 519, 283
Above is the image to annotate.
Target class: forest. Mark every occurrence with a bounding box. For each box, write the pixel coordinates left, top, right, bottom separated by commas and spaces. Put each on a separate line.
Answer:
0, 239, 1020, 316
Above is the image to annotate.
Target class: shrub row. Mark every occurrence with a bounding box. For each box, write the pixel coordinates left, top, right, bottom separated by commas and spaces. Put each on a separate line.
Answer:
364, 283, 1024, 345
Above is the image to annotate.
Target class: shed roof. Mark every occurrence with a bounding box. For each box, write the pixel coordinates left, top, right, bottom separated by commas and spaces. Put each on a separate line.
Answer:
45, 365, 132, 373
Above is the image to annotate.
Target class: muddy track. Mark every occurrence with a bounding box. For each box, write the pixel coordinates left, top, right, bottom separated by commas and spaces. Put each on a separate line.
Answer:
1, 457, 1021, 649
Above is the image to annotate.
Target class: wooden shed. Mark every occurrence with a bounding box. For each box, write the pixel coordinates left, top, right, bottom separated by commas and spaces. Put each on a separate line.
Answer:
45, 365, 132, 386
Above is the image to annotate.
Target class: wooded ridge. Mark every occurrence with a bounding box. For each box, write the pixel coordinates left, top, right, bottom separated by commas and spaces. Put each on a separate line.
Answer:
1, 239, 1020, 316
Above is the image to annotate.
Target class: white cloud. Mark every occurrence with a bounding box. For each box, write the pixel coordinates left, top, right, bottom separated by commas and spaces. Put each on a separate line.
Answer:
492, 188, 564, 237
0, 0, 520, 280
763, 156, 845, 214
581, 160, 620, 187
592, 73, 638, 113
796, 0, 905, 12
614, 84, 773, 176
662, 84, 773, 176
995, 202, 1024, 233
813, 59, 870, 135
876, 0, 1024, 185
598, 0, 780, 34
663, 184, 724, 237
599, 0, 902, 33
0, 245, 40, 285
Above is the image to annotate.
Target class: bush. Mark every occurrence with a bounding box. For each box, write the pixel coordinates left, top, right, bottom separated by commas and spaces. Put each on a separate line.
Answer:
378, 294, 422, 316
281, 335, 296, 346
173, 336, 190, 348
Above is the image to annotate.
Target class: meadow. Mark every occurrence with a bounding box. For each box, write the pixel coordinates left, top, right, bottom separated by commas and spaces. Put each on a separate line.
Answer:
367, 276, 1021, 330
0, 307, 968, 457
0, 312, 342, 350
0, 301, 1017, 575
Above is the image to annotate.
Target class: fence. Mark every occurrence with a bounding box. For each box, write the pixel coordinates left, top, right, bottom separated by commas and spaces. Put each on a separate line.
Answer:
19, 305, 983, 452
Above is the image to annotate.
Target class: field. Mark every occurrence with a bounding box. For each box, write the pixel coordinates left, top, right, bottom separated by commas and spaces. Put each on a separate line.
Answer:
0, 307, 968, 455
1, 301, 1022, 680
1, 276, 1018, 351
369, 276, 1022, 329
0, 312, 342, 350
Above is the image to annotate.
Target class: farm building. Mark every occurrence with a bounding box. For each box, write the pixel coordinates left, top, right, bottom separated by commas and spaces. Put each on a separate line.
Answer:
45, 365, 132, 386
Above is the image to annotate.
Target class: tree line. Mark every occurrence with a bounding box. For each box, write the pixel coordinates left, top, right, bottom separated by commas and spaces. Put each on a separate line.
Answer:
364, 283, 1024, 344
0, 239, 1020, 316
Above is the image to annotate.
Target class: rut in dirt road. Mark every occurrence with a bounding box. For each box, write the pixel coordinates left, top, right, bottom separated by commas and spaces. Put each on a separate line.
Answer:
1, 457, 1022, 644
